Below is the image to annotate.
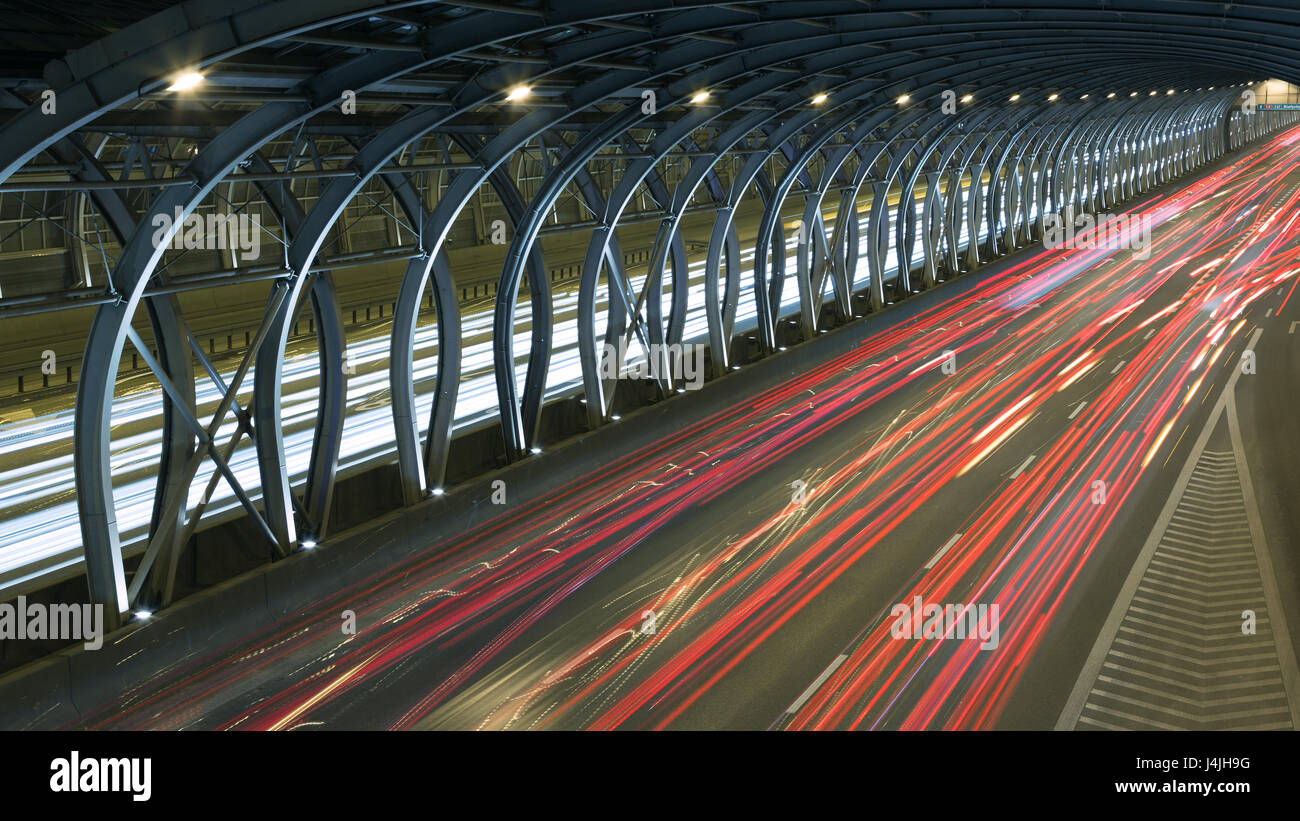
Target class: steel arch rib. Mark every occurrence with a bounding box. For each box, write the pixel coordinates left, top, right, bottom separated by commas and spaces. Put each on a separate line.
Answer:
23, 0, 1296, 621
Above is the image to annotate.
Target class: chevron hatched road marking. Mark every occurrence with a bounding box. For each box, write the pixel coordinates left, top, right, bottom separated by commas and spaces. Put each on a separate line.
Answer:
1073, 448, 1292, 730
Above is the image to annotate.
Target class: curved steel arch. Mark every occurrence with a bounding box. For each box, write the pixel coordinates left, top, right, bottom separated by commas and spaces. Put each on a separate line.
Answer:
73, 2, 885, 613
2, 0, 1295, 618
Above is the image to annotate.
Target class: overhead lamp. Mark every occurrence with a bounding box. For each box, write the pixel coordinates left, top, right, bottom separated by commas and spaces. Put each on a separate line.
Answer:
1107, 92, 1117, 99
506, 85, 531, 101
960, 93, 973, 103
1129, 91, 1138, 97
1080, 94, 1090, 100
811, 92, 828, 105
691, 90, 711, 103
1047, 93, 1059, 101
1009, 93, 1021, 102
167, 71, 205, 92
1167, 89, 1175, 95
896, 94, 910, 104
1149, 90, 1158, 96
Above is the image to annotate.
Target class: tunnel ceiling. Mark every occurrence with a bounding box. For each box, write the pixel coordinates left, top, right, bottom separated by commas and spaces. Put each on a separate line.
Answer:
0, 2, 1297, 88
0, 1, 1292, 169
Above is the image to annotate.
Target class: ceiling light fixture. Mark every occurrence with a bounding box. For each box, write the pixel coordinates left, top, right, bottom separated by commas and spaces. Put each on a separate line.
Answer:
167, 71, 205, 92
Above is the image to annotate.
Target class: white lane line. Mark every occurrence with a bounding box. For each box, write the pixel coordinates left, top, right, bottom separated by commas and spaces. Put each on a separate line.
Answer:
925, 532, 963, 570
1290, 321, 1299, 334
1012, 455, 1036, 478
1144, 328, 1156, 340
1266, 308, 1274, 318
786, 654, 848, 714
1110, 360, 1125, 374
1069, 401, 1087, 419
